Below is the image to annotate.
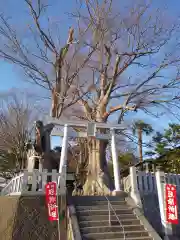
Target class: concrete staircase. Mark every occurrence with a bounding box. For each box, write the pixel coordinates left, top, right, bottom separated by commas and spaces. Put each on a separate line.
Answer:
72, 196, 157, 240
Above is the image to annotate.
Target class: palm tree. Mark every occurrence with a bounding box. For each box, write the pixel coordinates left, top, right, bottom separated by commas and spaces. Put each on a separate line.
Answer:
132, 120, 153, 162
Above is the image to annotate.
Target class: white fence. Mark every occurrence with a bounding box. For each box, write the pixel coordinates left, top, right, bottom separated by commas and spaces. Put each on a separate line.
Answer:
123, 167, 180, 237
137, 171, 180, 194
137, 171, 157, 193
123, 167, 180, 195
1, 169, 74, 196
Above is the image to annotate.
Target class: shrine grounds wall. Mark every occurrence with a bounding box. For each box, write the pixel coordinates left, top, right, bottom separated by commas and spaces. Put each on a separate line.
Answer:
130, 170, 180, 238
0, 196, 66, 240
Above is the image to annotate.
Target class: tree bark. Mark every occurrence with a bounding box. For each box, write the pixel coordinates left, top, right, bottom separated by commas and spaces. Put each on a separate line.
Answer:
82, 138, 115, 195
138, 128, 143, 162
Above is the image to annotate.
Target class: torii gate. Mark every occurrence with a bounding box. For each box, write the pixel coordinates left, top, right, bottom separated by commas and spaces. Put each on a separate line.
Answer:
46, 117, 125, 193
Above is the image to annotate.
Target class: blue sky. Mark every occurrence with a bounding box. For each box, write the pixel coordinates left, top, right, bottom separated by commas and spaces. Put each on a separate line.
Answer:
0, 0, 77, 148
0, 0, 180, 152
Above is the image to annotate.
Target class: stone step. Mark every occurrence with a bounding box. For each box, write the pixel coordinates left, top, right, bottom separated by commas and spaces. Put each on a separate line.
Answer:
72, 196, 125, 200
74, 200, 126, 206
76, 204, 131, 211
83, 237, 153, 240
76, 208, 133, 216
82, 230, 149, 239
79, 219, 141, 228
80, 225, 145, 234
72, 196, 125, 204
77, 213, 136, 221
73, 198, 126, 206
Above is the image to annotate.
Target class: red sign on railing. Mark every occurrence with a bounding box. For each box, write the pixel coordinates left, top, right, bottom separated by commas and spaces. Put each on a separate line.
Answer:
45, 182, 59, 221
165, 184, 178, 224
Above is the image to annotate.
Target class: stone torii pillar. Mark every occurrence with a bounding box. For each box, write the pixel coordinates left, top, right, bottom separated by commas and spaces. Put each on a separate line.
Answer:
111, 128, 121, 192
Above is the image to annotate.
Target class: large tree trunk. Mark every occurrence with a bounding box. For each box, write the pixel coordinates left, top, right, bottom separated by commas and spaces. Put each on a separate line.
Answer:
82, 138, 115, 195
138, 128, 143, 162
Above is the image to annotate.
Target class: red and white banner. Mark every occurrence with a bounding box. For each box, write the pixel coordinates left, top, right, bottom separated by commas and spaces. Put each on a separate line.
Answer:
165, 184, 178, 224
45, 182, 59, 221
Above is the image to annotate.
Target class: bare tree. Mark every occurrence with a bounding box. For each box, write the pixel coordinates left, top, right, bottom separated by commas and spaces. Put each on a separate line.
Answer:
0, 0, 94, 118
65, 0, 180, 193
0, 92, 37, 174
0, 0, 180, 193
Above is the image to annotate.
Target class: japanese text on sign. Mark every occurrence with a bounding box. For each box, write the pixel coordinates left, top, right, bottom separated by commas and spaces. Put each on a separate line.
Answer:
45, 182, 59, 221
165, 184, 178, 224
